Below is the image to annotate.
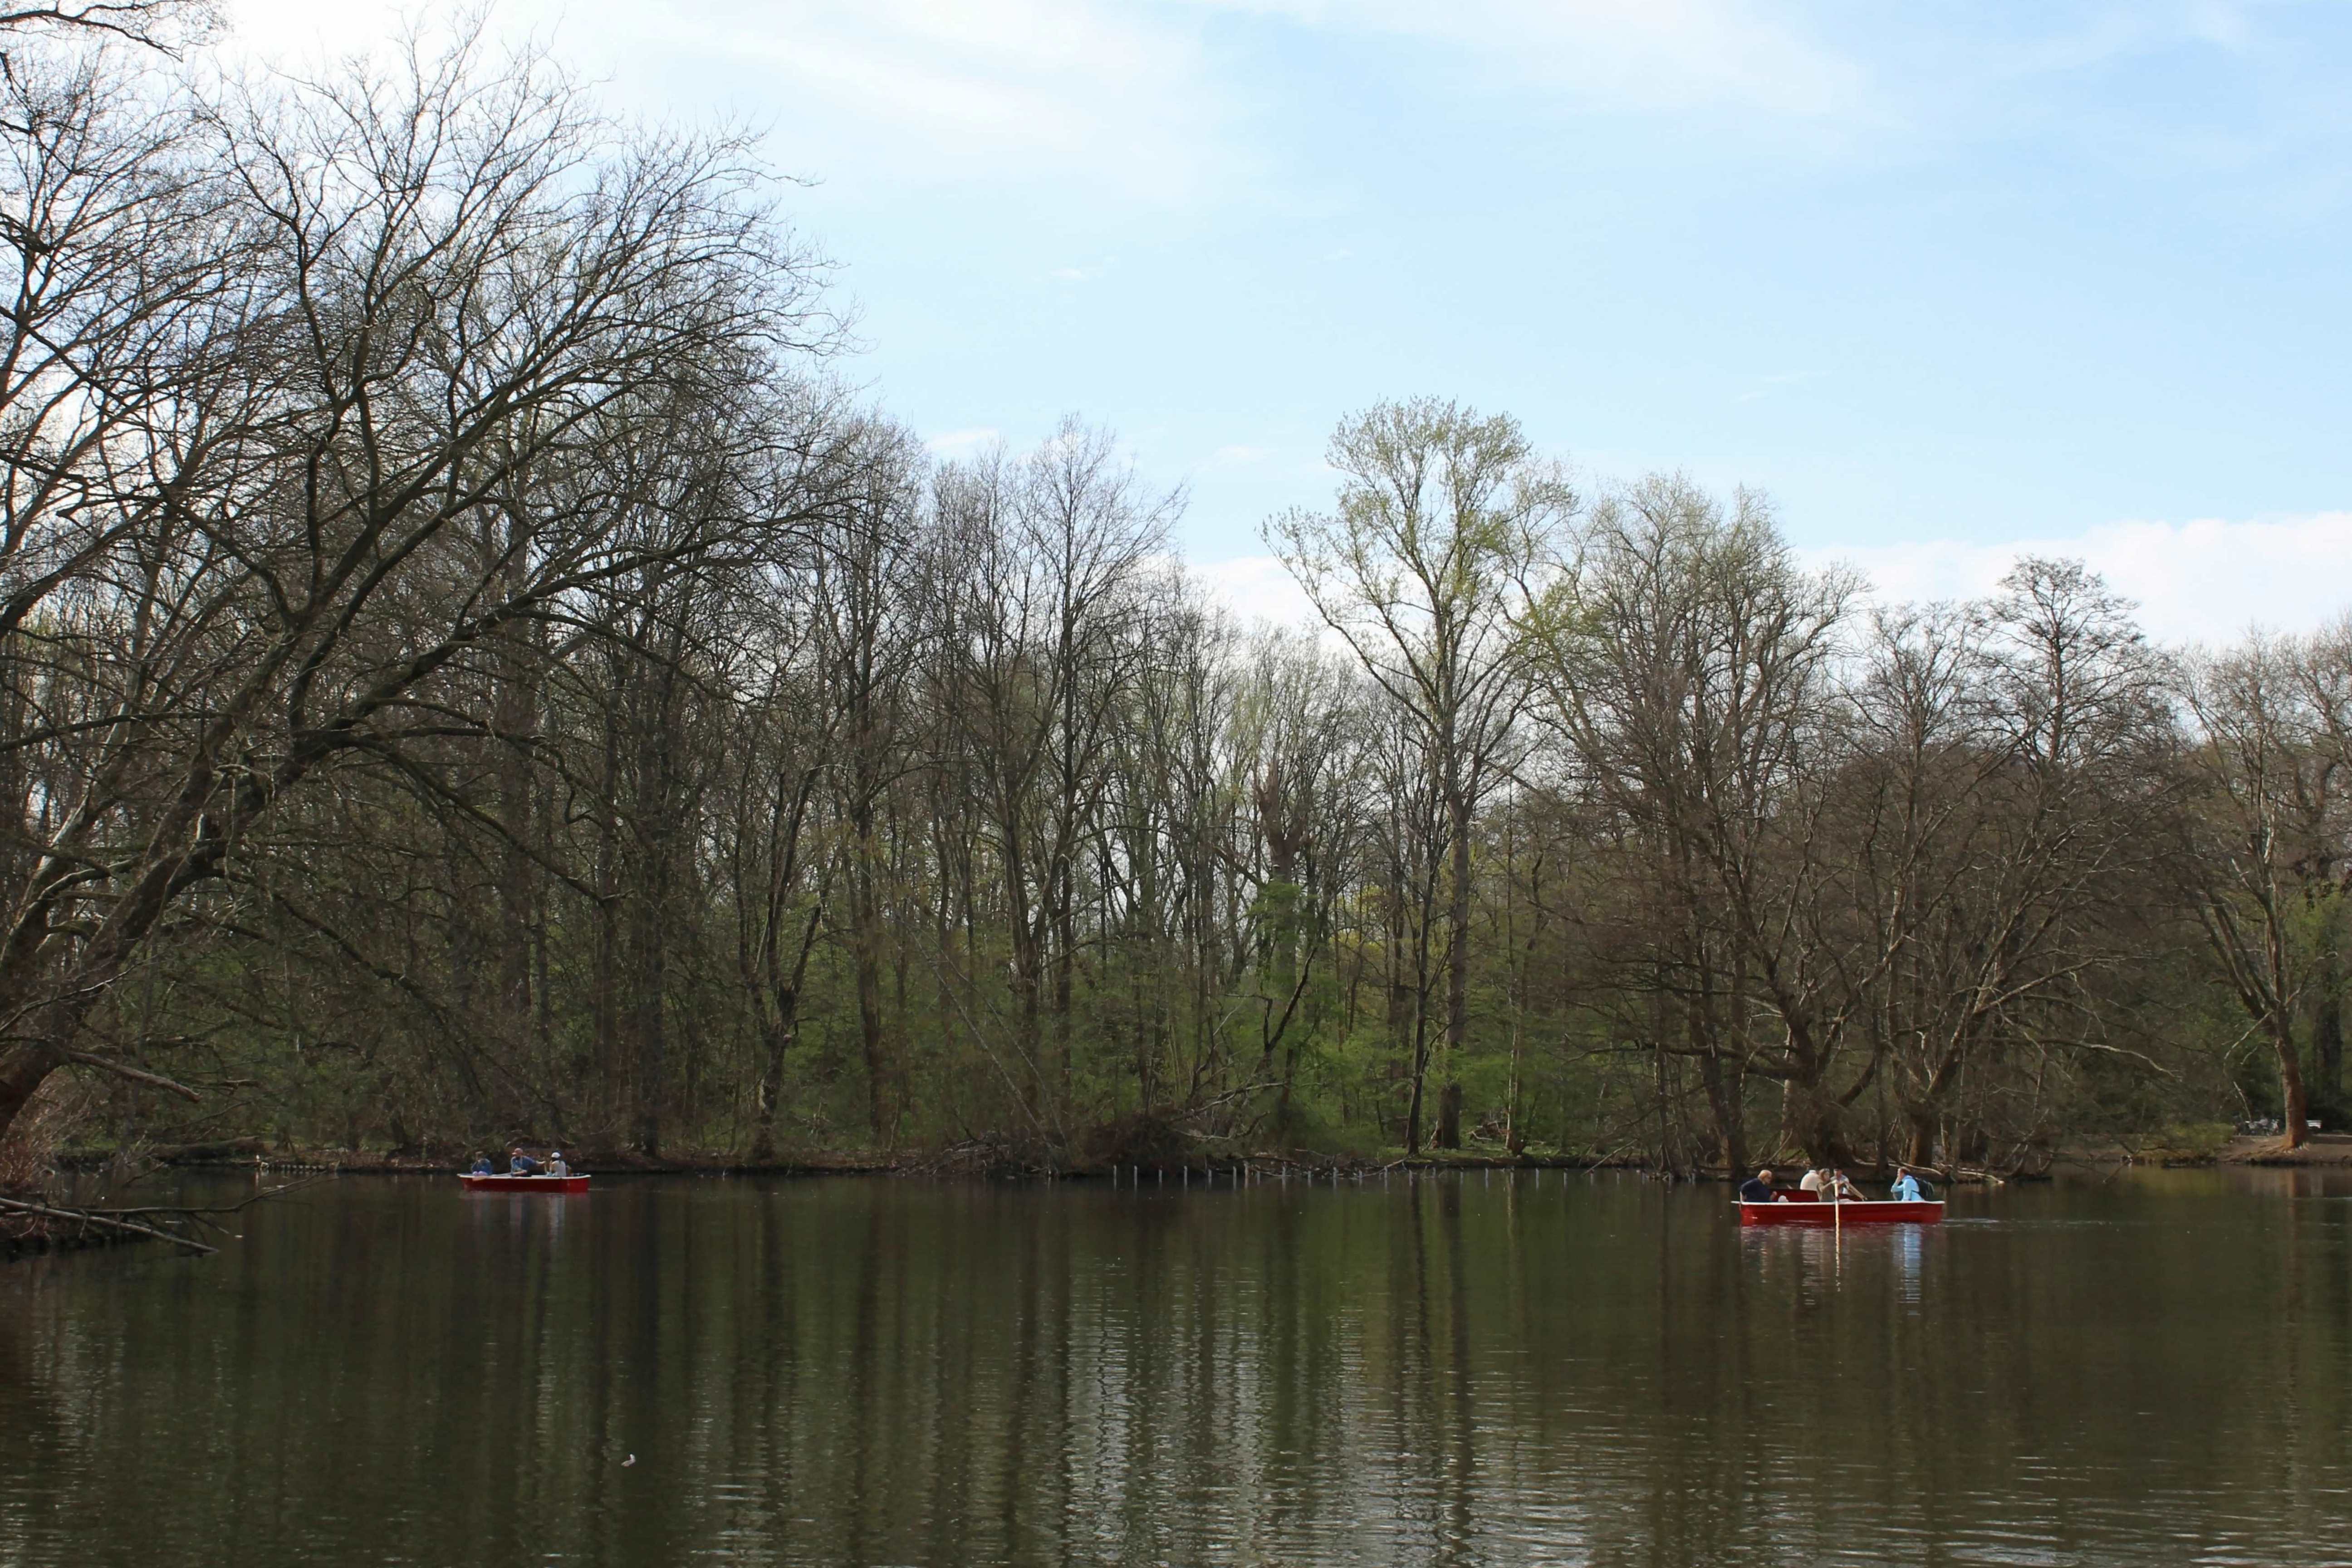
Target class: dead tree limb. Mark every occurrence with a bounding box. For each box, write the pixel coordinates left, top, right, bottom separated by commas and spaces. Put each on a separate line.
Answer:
0, 1193, 218, 1254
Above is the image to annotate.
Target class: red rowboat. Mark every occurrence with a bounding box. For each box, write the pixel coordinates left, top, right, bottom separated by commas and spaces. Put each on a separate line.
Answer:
1740, 1192, 1940, 1226
460, 1173, 589, 1193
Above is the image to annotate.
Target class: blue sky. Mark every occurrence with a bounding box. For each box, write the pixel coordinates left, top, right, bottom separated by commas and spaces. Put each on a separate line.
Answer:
229, 0, 2352, 641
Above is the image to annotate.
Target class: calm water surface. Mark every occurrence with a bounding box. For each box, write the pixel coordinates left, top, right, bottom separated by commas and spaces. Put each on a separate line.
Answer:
4, 1168, 2351, 1566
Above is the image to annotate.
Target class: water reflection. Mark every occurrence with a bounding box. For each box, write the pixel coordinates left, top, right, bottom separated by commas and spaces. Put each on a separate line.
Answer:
0, 1170, 2348, 1566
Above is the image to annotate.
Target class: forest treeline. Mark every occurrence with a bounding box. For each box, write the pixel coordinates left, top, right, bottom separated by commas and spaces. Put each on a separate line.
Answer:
0, 26, 2343, 1181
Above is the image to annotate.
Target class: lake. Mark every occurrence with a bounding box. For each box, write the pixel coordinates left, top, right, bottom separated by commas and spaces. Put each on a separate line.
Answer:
3, 1167, 2349, 1566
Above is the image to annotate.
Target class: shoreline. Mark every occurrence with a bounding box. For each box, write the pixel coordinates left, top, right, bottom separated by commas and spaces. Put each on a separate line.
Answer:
59, 1144, 1627, 1180
17, 1143, 2333, 1258
2218, 1131, 2352, 1165
50, 1140, 2043, 1184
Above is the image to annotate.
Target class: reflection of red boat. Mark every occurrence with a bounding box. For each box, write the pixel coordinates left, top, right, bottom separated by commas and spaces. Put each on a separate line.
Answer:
460, 1173, 590, 1193
1740, 1190, 1940, 1226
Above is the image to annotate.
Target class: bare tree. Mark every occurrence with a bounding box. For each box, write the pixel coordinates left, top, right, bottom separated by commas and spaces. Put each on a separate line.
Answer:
1523, 478, 1852, 1167
926, 422, 1170, 1137
0, 30, 839, 1144
1230, 630, 1367, 1133
1840, 571, 2170, 1169
0, 0, 216, 55
814, 417, 926, 1145
2179, 629, 2337, 1150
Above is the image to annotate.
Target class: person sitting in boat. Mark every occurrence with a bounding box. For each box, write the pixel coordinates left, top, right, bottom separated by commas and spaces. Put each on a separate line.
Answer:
1890, 1167, 1926, 1202
1825, 1169, 1866, 1202
469, 1153, 494, 1175
1798, 1166, 1829, 1196
547, 1151, 570, 1178
509, 1147, 541, 1176
1738, 1168, 1781, 1203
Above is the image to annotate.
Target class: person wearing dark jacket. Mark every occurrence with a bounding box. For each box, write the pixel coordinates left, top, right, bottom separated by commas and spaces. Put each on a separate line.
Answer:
1738, 1168, 1780, 1203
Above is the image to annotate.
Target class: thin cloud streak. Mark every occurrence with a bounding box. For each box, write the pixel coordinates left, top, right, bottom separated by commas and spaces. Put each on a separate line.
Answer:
1190, 0, 1867, 117
225, 0, 1239, 202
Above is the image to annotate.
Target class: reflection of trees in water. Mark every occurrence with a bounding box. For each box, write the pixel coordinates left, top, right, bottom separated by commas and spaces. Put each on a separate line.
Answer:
10, 1174, 2352, 1564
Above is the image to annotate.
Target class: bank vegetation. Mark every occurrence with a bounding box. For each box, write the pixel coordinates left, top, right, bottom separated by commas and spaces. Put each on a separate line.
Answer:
0, 20, 2341, 1183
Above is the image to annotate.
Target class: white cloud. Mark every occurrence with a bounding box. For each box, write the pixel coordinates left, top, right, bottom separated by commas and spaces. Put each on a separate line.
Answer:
1192, 554, 1322, 632
925, 426, 1001, 456
223, 0, 1235, 201
221, 0, 409, 59
1814, 512, 2352, 647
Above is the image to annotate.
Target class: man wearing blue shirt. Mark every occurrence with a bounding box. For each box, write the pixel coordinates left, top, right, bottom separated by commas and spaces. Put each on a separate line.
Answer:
1891, 1167, 1926, 1202
1738, 1167, 1779, 1203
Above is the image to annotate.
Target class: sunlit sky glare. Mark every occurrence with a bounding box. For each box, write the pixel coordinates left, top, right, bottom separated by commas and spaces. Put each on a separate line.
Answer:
221, 0, 2352, 644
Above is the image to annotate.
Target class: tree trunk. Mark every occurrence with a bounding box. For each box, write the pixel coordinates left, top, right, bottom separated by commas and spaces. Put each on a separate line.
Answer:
2315, 931, 2344, 1120
1404, 1024, 1428, 1156
2274, 1015, 2312, 1150
750, 990, 797, 1163
851, 853, 895, 1145
1051, 848, 1075, 1108
1010, 918, 1044, 1120
1435, 1080, 1463, 1149
1903, 1104, 1938, 1169
1697, 1052, 1745, 1175
1439, 790, 1473, 1151
629, 657, 682, 1160
492, 538, 540, 1087
1780, 1078, 1849, 1166
592, 674, 625, 1126
0, 1041, 60, 1154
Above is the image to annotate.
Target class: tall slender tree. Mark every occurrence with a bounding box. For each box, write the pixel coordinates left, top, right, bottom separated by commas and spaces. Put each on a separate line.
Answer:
1268, 399, 1569, 1151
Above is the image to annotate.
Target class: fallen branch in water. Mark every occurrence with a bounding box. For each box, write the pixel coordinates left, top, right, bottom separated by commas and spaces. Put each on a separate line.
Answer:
0, 1172, 326, 1257
86, 1172, 329, 1217
0, 1194, 218, 1255
84, 1174, 329, 1237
